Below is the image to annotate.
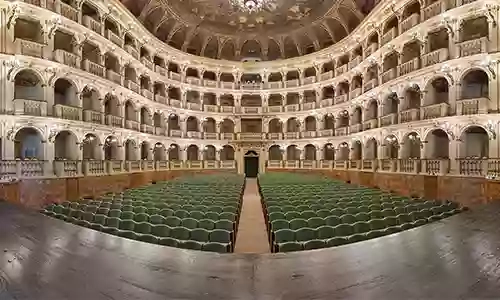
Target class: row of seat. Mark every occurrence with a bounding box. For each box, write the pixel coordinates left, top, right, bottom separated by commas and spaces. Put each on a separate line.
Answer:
258, 173, 464, 252
41, 173, 245, 253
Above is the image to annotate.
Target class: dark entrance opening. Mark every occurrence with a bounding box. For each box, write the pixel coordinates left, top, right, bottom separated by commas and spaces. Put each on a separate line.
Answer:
244, 150, 259, 178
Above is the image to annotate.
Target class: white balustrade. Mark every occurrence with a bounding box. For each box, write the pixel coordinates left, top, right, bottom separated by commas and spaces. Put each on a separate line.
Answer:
155, 65, 167, 76
350, 88, 362, 99
124, 80, 140, 94
399, 57, 420, 76
335, 127, 348, 136
457, 37, 488, 57
301, 131, 317, 138
221, 106, 235, 113
83, 15, 101, 34
335, 64, 348, 77
363, 78, 378, 92
186, 102, 201, 111
186, 131, 202, 139
364, 43, 378, 57
140, 124, 154, 134
106, 30, 123, 47
105, 115, 123, 127
186, 76, 201, 85
140, 57, 154, 70
154, 94, 167, 105
13, 99, 47, 116
350, 123, 362, 133
141, 88, 153, 101
422, 0, 445, 21
363, 119, 378, 130
334, 94, 347, 104
319, 129, 334, 137
125, 120, 139, 131
399, 108, 420, 123
204, 105, 218, 112
400, 13, 419, 33
381, 27, 397, 45
83, 110, 103, 124
348, 56, 362, 69
53, 104, 82, 121
302, 102, 316, 110
285, 104, 299, 112
221, 133, 234, 140
456, 97, 489, 115
267, 106, 283, 113
204, 133, 218, 140
106, 69, 122, 84
83, 59, 105, 77
169, 99, 182, 108
379, 113, 398, 127
53, 49, 80, 68
267, 133, 283, 140
381, 68, 397, 84
284, 132, 300, 139
125, 45, 139, 59
320, 71, 334, 81
169, 130, 183, 138
421, 48, 449, 67
303, 76, 316, 85
56, 1, 78, 22
320, 98, 333, 107
204, 80, 217, 87
169, 72, 181, 81
421, 103, 449, 120
14, 39, 44, 58
285, 79, 300, 88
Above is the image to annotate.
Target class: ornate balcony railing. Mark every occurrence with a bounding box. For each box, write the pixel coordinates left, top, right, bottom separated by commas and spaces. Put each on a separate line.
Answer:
13, 99, 47, 116
421, 103, 449, 120
421, 48, 449, 67
399, 57, 420, 76
53, 49, 80, 68
379, 113, 398, 127
457, 37, 488, 57
456, 97, 489, 115
53, 104, 82, 121
14, 38, 44, 58
399, 108, 420, 123
400, 13, 419, 33
422, 0, 445, 21
82, 15, 101, 34
381, 27, 397, 45
83, 60, 105, 77
83, 110, 103, 124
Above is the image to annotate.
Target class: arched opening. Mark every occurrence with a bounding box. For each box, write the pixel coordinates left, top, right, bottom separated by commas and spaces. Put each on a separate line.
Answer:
323, 114, 335, 130
351, 141, 362, 160
220, 145, 235, 160
460, 126, 489, 158
382, 52, 398, 83
366, 100, 378, 120
401, 132, 422, 159
383, 135, 399, 159
382, 16, 398, 45
104, 53, 121, 83
203, 93, 216, 106
304, 144, 317, 160
241, 40, 262, 59
54, 78, 78, 109
458, 17, 489, 57
365, 32, 379, 56
351, 75, 363, 98
351, 106, 363, 131
168, 114, 180, 131
14, 69, 44, 103
153, 143, 166, 161
104, 94, 120, 117
186, 145, 199, 161
323, 144, 335, 160
424, 129, 449, 159
364, 64, 379, 91
140, 107, 151, 126
423, 77, 449, 120
286, 118, 300, 132
124, 140, 138, 161
268, 118, 282, 133
14, 128, 43, 160
104, 136, 120, 160
168, 87, 181, 101
241, 94, 262, 107
364, 138, 378, 159
268, 145, 283, 161
286, 93, 299, 106
82, 134, 100, 160
186, 116, 199, 132
140, 141, 151, 160
220, 94, 235, 107
81, 87, 101, 115
124, 101, 137, 124
220, 119, 235, 133
203, 145, 216, 161
203, 118, 217, 133
286, 145, 300, 161
304, 116, 317, 132
168, 144, 180, 161
400, 40, 421, 75
336, 111, 350, 134
268, 94, 283, 107
337, 143, 350, 160
460, 69, 489, 99
14, 18, 44, 57
303, 91, 316, 106
54, 131, 78, 160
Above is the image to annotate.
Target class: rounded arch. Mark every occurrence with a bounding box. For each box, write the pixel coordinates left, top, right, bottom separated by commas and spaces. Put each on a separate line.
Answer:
268, 145, 283, 161
186, 144, 199, 161
240, 39, 262, 58
286, 145, 300, 161
364, 137, 378, 159
220, 145, 235, 161
54, 130, 78, 160
401, 131, 422, 159
124, 139, 138, 161
203, 145, 217, 161
82, 133, 101, 160
168, 143, 180, 161
337, 142, 350, 160
268, 118, 283, 133
14, 127, 44, 160
13, 68, 45, 101
153, 142, 166, 161
104, 135, 120, 160
54, 77, 79, 108
351, 140, 362, 160
459, 125, 489, 158
220, 39, 236, 60
459, 68, 490, 100
323, 143, 335, 160
140, 141, 152, 160
304, 144, 317, 160
423, 128, 450, 159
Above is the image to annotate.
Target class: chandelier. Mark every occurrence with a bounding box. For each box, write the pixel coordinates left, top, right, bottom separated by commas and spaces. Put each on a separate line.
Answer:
230, 0, 272, 13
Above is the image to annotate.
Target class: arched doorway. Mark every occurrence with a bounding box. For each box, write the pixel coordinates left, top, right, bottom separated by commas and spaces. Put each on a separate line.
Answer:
244, 150, 259, 177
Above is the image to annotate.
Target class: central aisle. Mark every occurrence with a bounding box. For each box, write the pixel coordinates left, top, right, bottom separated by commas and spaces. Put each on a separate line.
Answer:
234, 178, 271, 253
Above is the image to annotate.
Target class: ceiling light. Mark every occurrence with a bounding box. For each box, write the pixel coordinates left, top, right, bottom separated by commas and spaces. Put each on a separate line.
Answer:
229, 0, 272, 13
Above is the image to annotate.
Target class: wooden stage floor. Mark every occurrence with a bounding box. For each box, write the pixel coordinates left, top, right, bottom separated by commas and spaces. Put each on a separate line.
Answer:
0, 201, 499, 300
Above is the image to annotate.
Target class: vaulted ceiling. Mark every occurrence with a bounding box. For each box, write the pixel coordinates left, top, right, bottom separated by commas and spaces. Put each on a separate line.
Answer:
119, 0, 376, 61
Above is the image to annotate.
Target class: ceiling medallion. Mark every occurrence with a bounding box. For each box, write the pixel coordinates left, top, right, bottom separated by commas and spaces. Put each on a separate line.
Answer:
229, 0, 273, 13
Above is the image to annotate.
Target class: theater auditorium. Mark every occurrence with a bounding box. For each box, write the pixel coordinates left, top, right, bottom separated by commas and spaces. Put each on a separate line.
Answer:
0, 0, 500, 298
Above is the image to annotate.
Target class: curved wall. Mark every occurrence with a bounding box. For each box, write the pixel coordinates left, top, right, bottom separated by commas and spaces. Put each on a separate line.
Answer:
0, 0, 499, 186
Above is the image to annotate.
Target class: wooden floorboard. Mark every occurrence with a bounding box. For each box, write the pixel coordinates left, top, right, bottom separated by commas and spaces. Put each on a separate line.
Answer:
0, 201, 499, 299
